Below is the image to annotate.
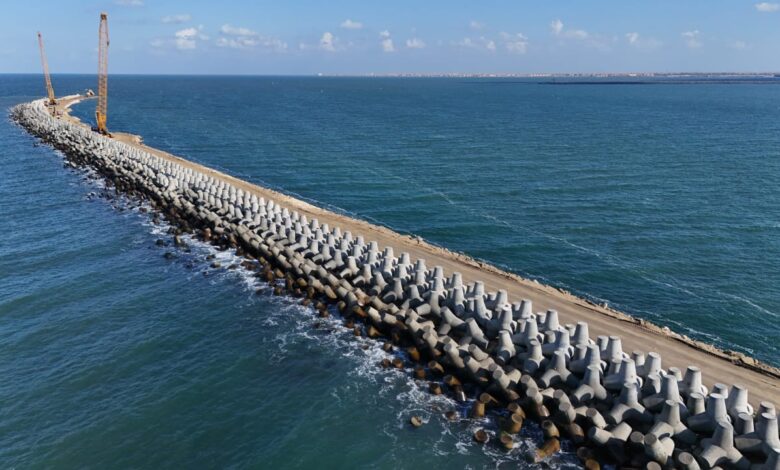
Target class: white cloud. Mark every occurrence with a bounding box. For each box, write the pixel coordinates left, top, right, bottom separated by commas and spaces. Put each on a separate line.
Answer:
149, 39, 164, 48
216, 37, 254, 48
340, 19, 363, 30
551, 19, 589, 40
406, 38, 426, 49
216, 25, 287, 51
470, 20, 485, 31
566, 29, 589, 40
116, 0, 143, 5
682, 30, 702, 48
320, 32, 336, 52
298, 32, 342, 52
550, 19, 564, 36
162, 14, 191, 24
380, 30, 395, 52
500, 32, 528, 54
457, 36, 496, 52
732, 40, 749, 50
625, 32, 662, 49
175, 26, 208, 50
755, 2, 780, 12
220, 24, 258, 37
217, 37, 287, 51
458, 37, 476, 48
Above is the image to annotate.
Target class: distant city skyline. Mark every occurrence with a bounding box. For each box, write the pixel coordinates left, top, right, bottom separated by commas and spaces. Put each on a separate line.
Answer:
3, 1, 780, 75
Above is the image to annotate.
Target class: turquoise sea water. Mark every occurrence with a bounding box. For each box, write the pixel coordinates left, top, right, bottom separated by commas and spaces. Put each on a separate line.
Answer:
1, 75, 779, 468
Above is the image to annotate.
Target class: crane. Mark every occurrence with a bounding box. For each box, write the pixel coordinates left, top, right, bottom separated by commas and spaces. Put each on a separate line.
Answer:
95, 12, 110, 135
37, 32, 56, 108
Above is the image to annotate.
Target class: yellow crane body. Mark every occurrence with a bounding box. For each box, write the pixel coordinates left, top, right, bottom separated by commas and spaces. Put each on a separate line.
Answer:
37, 32, 56, 107
95, 13, 109, 135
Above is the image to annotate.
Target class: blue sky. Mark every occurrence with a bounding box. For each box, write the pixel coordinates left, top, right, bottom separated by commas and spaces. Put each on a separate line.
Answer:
2, 1, 780, 74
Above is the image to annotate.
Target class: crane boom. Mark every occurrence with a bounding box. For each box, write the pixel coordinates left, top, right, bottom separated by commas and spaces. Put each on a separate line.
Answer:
95, 12, 109, 135
37, 32, 56, 106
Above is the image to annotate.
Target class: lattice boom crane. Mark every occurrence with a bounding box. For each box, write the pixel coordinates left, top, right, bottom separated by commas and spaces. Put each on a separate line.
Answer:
37, 32, 56, 107
95, 12, 110, 135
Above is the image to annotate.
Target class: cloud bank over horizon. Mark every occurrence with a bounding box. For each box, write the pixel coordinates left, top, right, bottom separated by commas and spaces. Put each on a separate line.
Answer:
4, 0, 780, 74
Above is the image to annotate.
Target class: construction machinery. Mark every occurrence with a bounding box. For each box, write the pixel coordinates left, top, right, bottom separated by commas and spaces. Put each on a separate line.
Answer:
37, 32, 56, 109
95, 12, 110, 135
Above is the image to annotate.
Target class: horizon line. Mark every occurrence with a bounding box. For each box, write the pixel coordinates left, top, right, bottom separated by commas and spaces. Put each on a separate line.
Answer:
3, 71, 780, 78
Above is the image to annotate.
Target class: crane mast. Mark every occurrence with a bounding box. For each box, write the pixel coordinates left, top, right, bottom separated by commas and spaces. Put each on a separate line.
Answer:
37, 32, 56, 108
95, 12, 110, 135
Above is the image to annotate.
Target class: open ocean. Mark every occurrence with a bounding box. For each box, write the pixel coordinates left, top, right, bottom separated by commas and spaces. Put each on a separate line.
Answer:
1, 74, 778, 468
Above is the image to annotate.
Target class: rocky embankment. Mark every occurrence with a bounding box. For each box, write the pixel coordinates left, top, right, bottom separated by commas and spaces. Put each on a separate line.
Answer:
12, 99, 779, 469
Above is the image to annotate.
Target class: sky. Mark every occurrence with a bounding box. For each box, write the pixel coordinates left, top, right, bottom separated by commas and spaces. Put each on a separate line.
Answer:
2, 1, 780, 75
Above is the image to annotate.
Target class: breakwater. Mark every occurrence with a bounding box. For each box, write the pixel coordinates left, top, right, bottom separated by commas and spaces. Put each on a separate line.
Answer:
11, 97, 780, 469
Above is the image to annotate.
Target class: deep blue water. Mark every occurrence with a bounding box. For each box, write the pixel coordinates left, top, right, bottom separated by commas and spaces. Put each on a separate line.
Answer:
1, 74, 779, 468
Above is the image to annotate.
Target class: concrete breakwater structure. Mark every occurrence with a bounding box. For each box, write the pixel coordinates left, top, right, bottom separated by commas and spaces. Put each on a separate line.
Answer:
12, 97, 780, 469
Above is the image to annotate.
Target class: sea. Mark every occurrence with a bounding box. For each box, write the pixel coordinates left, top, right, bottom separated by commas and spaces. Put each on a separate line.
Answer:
1, 74, 778, 468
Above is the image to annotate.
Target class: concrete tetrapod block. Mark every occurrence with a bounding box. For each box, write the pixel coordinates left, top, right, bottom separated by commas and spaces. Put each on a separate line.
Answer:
446, 282, 466, 314
572, 321, 590, 347
586, 407, 609, 429
757, 402, 777, 418
443, 342, 466, 370
751, 446, 780, 470
541, 309, 560, 333
487, 289, 508, 313
727, 384, 754, 422
735, 412, 756, 436
520, 375, 547, 411
687, 392, 707, 417
381, 278, 404, 304
639, 352, 662, 379
521, 339, 545, 375
542, 329, 573, 358
412, 264, 427, 288
570, 343, 604, 375
588, 421, 633, 463
644, 374, 684, 412
681, 366, 708, 399
643, 432, 676, 466
497, 307, 513, 333
400, 284, 424, 311
606, 383, 653, 426
602, 336, 624, 364
572, 364, 609, 405
513, 316, 541, 348
689, 393, 730, 434
698, 421, 750, 470
677, 452, 703, 470
648, 399, 697, 445
471, 295, 490, 325
513, 299, 532, 321
351, 264, 373, 288
735, 413, 780, 457
538, 350, 577, 389
464, 318, 489, 350
604, 357, 642, 392
496, 330, 516, 365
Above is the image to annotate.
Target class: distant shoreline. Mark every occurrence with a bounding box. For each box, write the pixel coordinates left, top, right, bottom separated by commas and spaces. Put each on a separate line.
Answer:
539, 79, 780, 85
328, 72, 780, 79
